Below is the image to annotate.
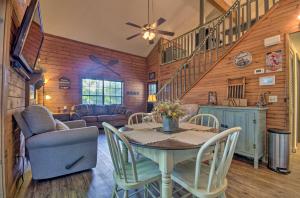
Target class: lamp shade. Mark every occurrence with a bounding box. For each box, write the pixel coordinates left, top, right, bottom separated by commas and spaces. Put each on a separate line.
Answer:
148, 94, 157, 102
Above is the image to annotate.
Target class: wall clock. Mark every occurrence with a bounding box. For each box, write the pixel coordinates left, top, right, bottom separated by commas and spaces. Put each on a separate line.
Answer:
234, 51, 252, 68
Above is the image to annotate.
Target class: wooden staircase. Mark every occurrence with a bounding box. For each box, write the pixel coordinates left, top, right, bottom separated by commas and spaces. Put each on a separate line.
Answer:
157, 0, 280, 102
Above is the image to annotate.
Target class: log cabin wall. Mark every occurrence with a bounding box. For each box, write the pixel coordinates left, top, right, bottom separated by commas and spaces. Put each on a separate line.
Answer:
37, 34, 148, 113
147, 0, 300, 130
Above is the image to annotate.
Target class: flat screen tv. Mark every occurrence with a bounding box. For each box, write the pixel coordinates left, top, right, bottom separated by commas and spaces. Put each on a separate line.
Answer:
12, 0, 44, 74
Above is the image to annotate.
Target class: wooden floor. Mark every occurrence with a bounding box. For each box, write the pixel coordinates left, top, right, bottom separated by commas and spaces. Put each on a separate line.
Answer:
16, 133, 300, 198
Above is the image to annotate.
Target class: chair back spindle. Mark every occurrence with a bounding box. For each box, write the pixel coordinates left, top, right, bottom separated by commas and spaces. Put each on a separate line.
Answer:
128, 112, 155, 125
103, 122, 138, 183
189, 114, 220, 129
194, 127, 241, 192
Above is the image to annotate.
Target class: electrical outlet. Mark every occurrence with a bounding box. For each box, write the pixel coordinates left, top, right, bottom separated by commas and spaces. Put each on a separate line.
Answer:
269, 96, 278, 103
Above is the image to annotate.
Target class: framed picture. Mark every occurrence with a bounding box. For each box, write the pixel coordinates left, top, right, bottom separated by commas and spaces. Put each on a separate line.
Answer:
208, 91, 218, 105
148, 72, 156, 80
266, 50, 283, 73
259, 76, 276, 86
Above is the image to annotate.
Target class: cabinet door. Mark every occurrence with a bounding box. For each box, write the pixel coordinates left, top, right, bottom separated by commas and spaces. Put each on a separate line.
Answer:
223, 110, 254, 156
199, 108, 223, 127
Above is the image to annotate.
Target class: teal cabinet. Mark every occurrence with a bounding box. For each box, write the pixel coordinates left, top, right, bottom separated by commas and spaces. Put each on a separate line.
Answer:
199, 106, 268, 168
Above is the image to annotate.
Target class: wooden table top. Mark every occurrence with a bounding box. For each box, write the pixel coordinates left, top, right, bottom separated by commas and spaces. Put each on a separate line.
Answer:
119, 122, 218, 150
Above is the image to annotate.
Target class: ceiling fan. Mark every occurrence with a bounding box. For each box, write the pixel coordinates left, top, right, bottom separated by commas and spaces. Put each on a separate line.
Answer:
89, 55, 121, 77
126, 0, 175, 44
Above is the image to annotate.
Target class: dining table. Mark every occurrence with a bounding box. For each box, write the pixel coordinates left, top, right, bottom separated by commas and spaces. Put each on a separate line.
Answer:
119, 122, 218, 198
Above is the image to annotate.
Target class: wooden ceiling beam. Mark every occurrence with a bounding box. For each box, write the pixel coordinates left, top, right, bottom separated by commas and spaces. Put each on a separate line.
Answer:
207, 0, 231, 13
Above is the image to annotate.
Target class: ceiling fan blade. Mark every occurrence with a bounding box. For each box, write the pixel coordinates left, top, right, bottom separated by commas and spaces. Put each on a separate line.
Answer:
89, 55, 103, 64
157, 30, 175, 36
126, 22, 142, 29
152, 17, 166, 28
126, 33, 141, 40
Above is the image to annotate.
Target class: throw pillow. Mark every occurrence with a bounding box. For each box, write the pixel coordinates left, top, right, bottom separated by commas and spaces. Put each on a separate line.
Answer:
94, 105, 107, 115
22, 105, 56, 134
55, 119, 70, 130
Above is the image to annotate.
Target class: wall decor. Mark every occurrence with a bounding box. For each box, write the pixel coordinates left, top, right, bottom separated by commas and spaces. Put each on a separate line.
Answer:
127, 91, 139, 96
256, 93, 268, 107
227, 77, 246, 99
59, 77, 71, 89
148, 72, 156, 80
259, 76, 276, 86
208, 91, 217, 105
234, 51, 252, 68
266, 50, 283, 73
223, 77, 247, 107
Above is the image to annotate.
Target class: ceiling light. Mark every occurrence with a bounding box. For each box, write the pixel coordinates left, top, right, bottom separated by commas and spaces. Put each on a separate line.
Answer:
148, 32, 156, 40
143, 31, 150, 39
297, 15, 300, 20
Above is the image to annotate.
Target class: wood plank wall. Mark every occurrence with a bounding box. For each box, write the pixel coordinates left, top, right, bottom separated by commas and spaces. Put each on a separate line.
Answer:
37, 34, 148, 113
147, 0, 300, 130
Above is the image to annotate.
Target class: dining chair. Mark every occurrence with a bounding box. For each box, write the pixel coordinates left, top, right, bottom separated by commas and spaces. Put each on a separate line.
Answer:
128, 112, 155, 125
102, 122, 161, 198
188, 114, 220, 130
171, 127, 241, 198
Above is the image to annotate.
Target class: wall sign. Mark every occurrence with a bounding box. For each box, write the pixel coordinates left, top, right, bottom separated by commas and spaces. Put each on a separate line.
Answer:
59, 77, 71, 89
234, 51, 252, 68
266, 50, 283, 73
126, 91, 139, 96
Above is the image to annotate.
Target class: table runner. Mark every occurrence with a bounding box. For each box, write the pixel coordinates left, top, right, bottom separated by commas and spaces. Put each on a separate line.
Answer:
123, 122, 216, 146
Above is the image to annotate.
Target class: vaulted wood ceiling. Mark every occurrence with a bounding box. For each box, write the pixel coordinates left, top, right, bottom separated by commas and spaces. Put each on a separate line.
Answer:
39, 0, 222, 57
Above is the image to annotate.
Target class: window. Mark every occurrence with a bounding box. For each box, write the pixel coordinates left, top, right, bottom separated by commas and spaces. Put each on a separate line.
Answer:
82, 79, 123, 105
148, 82, 157, 95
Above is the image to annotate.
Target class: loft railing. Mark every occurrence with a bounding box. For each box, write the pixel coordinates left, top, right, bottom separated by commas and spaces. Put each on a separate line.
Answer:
157, 0, 279, 102
160, 0, 279, 65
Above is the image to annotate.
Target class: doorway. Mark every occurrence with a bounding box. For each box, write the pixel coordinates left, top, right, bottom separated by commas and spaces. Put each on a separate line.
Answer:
289, 32, 300, 150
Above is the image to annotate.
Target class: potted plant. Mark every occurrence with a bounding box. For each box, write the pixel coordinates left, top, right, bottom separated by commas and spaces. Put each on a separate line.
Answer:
153, 101, 185, 132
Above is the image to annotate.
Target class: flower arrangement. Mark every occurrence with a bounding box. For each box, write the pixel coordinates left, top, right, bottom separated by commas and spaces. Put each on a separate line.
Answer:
153, 101, 185, 119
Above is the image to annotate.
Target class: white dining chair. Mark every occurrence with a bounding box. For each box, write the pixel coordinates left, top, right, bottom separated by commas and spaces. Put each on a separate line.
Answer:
171, 127, 241, 198
189, 114, 220, 130
103, 122, 161, 198
128, 112, 155, 125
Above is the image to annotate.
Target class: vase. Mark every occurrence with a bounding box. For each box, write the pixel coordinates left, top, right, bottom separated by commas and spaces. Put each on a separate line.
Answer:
162, 116, 179, 132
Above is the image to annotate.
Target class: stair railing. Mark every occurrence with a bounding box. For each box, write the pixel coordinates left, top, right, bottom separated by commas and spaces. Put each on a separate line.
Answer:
156, 0, 279, 102
160, 16, 222, 64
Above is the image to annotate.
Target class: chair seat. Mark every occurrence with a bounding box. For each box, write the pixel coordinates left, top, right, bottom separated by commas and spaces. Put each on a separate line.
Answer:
172, 160, 227, 198
114, 158, 161, 190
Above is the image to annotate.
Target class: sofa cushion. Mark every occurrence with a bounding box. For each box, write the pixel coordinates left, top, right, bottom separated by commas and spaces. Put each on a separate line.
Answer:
86, 105, 95, 116
22, 105, 56, 134
106, 105, 116, 115
98, 114, 126, 122
72, 104, 89, 117
94, 105, 107, 115
115, 106, 127, 114
82, 116, 98, 123
55, 119, 70, 130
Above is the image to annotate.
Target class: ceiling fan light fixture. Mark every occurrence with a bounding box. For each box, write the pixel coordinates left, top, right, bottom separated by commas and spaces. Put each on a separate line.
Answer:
143, 31, 150, 39
148, 32, 156, 40
143, 31, 156, 40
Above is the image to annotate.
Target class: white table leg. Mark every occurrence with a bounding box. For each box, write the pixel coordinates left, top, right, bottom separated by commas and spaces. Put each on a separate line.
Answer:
159, 150, 174, 198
